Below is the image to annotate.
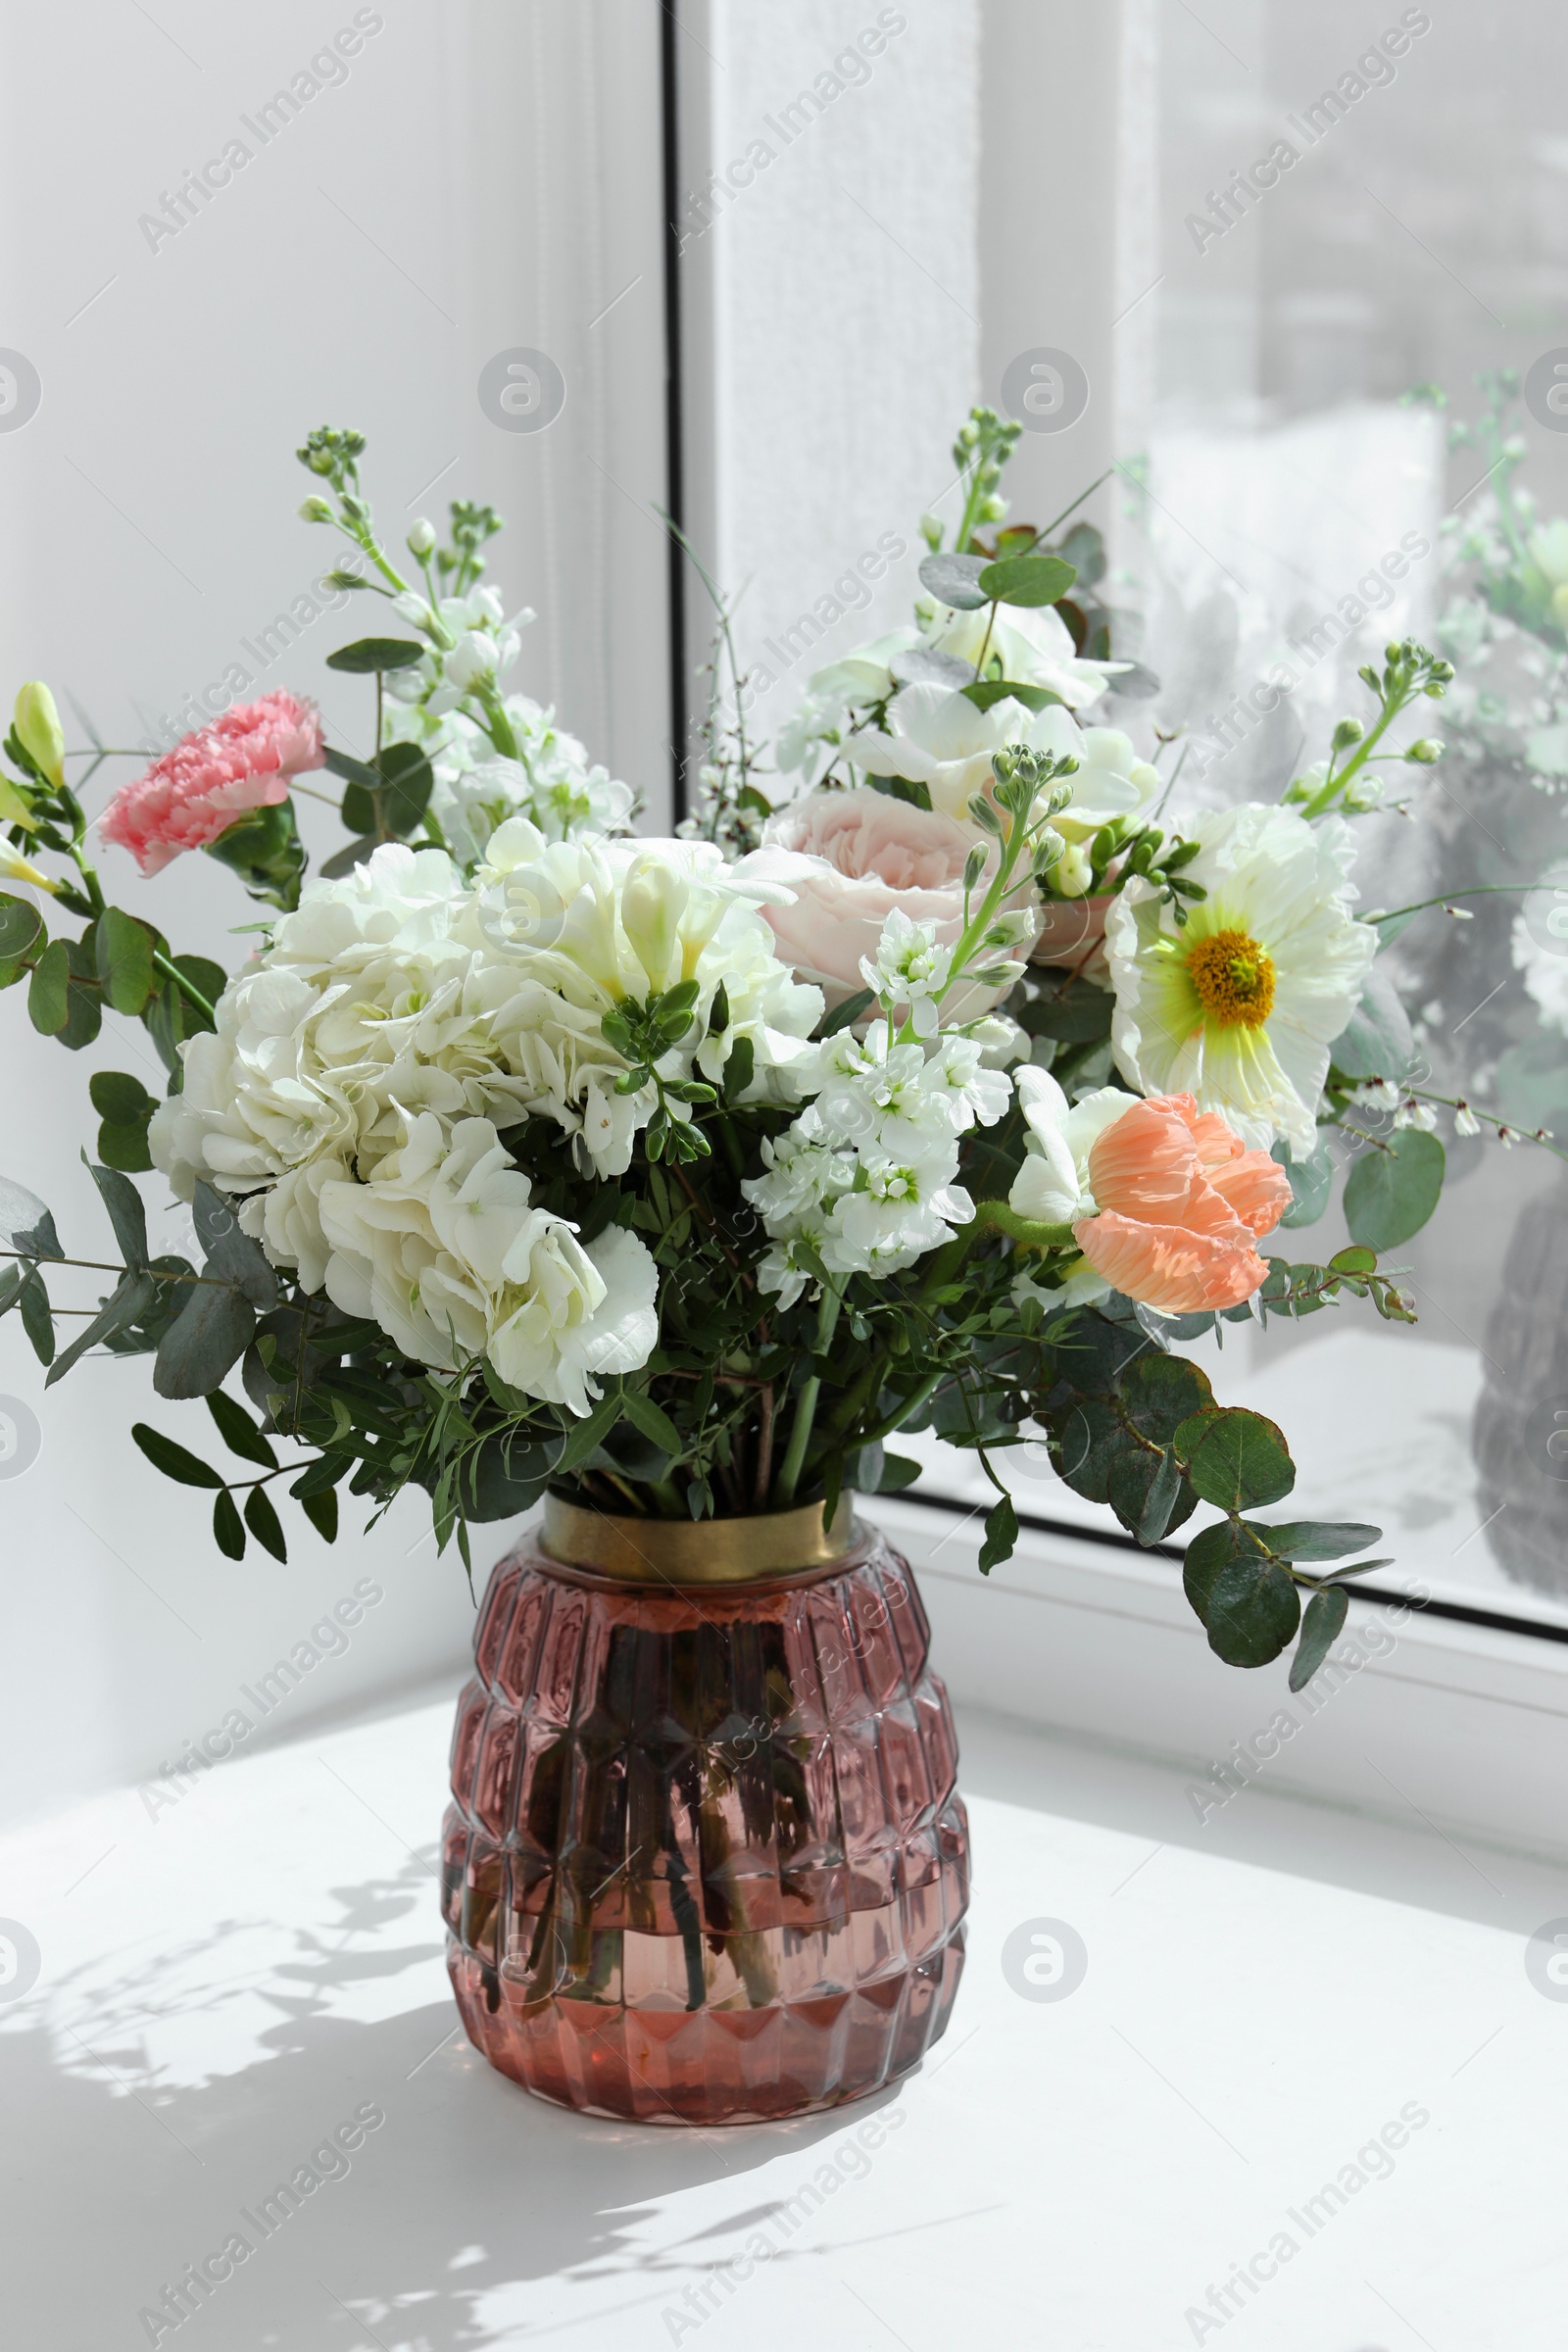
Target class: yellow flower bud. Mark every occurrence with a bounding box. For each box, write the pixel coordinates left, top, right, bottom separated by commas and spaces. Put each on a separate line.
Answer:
13, 682, 65, 790
0, 844, 58, 893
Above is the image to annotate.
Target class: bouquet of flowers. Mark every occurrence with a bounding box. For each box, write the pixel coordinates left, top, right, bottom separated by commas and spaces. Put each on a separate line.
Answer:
0, 411, 1506, 1690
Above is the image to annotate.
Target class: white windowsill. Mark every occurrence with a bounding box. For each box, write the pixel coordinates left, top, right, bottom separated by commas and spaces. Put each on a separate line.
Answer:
5, 1675, 1562, 2348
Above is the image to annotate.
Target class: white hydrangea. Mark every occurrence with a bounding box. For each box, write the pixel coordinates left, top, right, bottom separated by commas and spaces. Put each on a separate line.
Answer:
316, 1110, 658, 1414
150, 836, 823, 1395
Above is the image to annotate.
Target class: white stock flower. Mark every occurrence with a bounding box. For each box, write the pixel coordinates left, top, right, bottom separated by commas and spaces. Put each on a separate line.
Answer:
1103, 803, 1376, 1154
859, 906, 953, 1036
315, 1111, 658, 1413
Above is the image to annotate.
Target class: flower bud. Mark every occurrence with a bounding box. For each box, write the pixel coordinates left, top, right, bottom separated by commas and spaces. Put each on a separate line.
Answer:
980, 496, 1007, 522
1331, 716, 1363, 750
962, 844, 988, 893
298, 495, 334, 523
966, 793, 1003, 836
407, 516, 437, 558
1055, 843, 1094, 898
0, 844, 57, 892
620, 852, 690, 990
1403, 738, 1444, 763
13, 682, 64, 789
918, 513, 942, 551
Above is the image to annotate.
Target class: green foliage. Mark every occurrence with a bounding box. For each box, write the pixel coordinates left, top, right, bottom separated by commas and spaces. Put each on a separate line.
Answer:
976, 553, 1077, 609
324, 637, 426, 673
89, 1071, 158, 1173
1289, 1587, 1351, 1692
1343, 1130, 1446, 1250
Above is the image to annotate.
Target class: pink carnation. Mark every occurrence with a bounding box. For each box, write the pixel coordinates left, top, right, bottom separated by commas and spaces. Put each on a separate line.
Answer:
100, 691, 325, 876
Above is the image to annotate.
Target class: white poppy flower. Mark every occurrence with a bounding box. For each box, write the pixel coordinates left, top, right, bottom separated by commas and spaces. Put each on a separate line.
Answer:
1103, 803, 1377, 1154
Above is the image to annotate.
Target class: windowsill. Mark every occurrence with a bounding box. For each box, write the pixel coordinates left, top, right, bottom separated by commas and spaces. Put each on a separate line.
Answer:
4, 1678, 1561, 2345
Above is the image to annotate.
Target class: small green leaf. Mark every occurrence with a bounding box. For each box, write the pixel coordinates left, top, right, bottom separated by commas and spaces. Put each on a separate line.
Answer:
817, 989, 874, 1039
0, 891, 44, 985
376, 740, 434, 834
976, 553, 1077, 608
1138, 1447, 1183, 1544
978, 1492, 1018, 1574
323, 637, 426, 673
84, 1158, 149, 1269
960, 678, 1061, 713
213, 1489, 246, 1559
1289, 1585, 1350, 1691
339, 781, 378, 836
301, 1487, 339, 1544
722, 1034, 755, 1103
244, 1485, 288, 1562
27, 938, 71, 1034
18, 1268, 53, 1363
320, 745, 381, 789
95, 907, 157, 1015
96, 1119, 155, 1174
918, 551, 991, 610
1328, 964, 1415, 1085
1253, 1519, 1381, 1562
89, 1071, 158, 1126
132, 1422, 225, 1489
154, 1283, 257, 1399
1272, 1135, 1335, 1228
1183, 1521, 1301, 1667
318, 836, 380, 880
555, 1392, 624, 1476
622, 1391, 683, 1457
1328, 1244, 1378, 1275
207, 1390, 278, 1469
45, 1268, 157, 1386
1176, 1407, 1295, 1512
1343, 1129, 1445, 1250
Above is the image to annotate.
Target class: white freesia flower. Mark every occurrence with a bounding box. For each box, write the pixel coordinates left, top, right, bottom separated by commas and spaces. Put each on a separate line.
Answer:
1103, 803, 1377, 1153
1006, 1068, 1137, 1226
315, 1111, 658, 1413
1020, 710, 1159, 842
850, 683, 1039, 823
921, 598, 1125, 708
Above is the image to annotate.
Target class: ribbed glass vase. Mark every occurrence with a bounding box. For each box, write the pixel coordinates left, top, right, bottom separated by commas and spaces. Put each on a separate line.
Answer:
441, 1497, 969, 2125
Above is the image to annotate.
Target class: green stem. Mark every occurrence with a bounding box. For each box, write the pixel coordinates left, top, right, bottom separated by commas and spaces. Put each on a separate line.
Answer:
1370, 884, 1530, 924
152, 947, 216, 1025
858, 1368, 945, 1449
774, 1284, 842, 1505
1300, 694, 1404, 816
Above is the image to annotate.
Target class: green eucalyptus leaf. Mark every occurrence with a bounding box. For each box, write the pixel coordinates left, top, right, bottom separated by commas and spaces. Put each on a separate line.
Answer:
376, 740, 434, 834
0, 891, 44, 984
1289, 1585, 1350, 1691
94, 907, 157, 1016
1272, 1135, 1336, 1228
44, 1268, 157, 1385
27, 938, 71, 1034
320, 745, 382, 789
1253, 1519, 1381, 1562
1183, 1520, 1301, 1666
1176, 1407, 1295, 1511
976, 553, 1077, 608
1328, 963, 1415, 1084
154, 1282, 257, 1399
960, 679, 1061, 713
18, 1269, 53, 1363
324, 637, 426, 673
918, 551, 991, 610
1343, 1130, 1445, 1250
84, 1158, 148, 1269
318, 837, 379, 880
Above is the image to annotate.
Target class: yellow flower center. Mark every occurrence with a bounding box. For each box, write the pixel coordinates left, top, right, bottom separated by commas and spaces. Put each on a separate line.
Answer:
1185, 927, 1276, 1029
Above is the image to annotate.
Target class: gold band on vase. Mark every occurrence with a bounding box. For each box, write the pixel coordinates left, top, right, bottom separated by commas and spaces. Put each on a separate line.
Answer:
539, 1493, 860, 1586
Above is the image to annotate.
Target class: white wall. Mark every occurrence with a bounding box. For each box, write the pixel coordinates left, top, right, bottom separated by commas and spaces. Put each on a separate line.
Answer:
0, 0, 670, 1825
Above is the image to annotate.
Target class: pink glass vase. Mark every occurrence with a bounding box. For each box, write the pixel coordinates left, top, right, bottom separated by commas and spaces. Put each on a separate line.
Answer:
441, 1499, 969, 2125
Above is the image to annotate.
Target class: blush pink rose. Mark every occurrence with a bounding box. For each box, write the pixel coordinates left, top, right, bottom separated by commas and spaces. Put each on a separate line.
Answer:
738, 786, 999, 1009
1075, 1093, 1292, 1314
101, 691, 325, 876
